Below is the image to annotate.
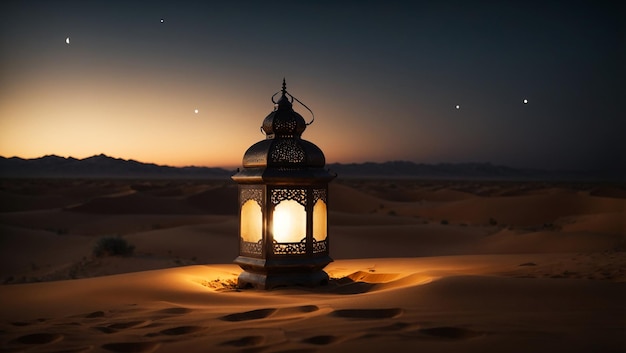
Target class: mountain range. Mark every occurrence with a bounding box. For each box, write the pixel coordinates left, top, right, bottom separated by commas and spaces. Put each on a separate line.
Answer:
0, 154, 621, 181
0, 154, 232, 179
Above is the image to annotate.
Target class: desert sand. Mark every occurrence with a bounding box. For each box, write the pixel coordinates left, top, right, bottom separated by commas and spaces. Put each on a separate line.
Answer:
0, 178, 624, 352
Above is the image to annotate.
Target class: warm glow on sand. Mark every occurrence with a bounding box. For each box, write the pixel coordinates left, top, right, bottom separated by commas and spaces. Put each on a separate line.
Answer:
1, 255, 624, 352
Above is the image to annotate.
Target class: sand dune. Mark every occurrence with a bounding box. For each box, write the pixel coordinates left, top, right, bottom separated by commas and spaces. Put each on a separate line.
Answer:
1, 255, 624, 353
1, 178, 624, 352
329, 183, 390, 213
391, 189, 625, 226
0, 179, 132, 212
1, 179, 624, 282
67, 183, 237, 215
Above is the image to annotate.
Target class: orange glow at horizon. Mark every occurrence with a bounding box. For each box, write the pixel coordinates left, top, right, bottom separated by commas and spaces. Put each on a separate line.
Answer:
0, 71, 442, 168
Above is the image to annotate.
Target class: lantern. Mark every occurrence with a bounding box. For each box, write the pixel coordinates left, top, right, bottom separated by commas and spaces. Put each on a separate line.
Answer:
232, 80, 336, 289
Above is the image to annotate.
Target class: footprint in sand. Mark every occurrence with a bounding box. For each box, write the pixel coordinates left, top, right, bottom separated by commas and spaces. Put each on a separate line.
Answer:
220, 308, 277, 322
60, 347, 94, 353
144, 325, 206, 337
332, 308, 402, 319
102, 341, 160, 353
369, 322, 412, 332
9, 318, 48, 326
94, 320, 151, 333
275, 305, 320, 316
220, 305, 320, 322
11, 332, 63, 344
220, 335, 265, 347
107, 320, 150, 330
94, 326, 118, 334
159, 325, 205, 335
301, 335, 341, 345
417, 326, 483, 340
85, 310, 106, 318
65, 310, 104, 321
10, 321, 31, 326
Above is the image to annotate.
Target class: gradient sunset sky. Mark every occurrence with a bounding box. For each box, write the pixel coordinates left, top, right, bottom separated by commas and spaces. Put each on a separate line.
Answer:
1, 0, 623, 170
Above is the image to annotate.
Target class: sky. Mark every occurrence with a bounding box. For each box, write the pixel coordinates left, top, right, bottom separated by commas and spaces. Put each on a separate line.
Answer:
1, 0, 624, 171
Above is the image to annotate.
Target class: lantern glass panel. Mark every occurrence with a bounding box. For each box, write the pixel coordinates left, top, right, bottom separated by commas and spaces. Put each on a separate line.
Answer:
241, 199, 262, 243
272, 199, 306, 243
313, 199, 327, 241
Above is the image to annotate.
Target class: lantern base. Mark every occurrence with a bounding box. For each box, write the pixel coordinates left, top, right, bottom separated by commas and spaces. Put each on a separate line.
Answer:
237, 270, 329, 290
234, 255, 332, 290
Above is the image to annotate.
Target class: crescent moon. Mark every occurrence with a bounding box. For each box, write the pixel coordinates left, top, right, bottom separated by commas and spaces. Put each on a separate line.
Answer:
65, 37, 70, 44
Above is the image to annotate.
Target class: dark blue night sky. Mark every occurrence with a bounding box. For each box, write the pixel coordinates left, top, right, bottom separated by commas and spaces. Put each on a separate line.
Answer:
1, 0, 623, 171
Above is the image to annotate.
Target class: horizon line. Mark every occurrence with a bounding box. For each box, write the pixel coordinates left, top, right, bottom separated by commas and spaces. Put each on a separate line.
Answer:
1, 153, 621, 174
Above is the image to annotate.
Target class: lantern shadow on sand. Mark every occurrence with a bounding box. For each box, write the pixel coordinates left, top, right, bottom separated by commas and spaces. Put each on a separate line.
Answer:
232, 80, 336, 289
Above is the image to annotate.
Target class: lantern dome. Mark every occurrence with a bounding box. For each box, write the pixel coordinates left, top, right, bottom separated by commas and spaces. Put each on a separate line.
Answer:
240, 80, 326, 170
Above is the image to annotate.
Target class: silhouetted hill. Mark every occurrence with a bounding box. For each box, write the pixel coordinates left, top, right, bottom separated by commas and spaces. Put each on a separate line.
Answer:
0, 154, 233, 179
0, 155, 621, 181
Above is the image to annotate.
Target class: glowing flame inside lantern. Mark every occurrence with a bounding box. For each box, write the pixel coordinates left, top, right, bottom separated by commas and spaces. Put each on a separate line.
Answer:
272, 200, 306, 243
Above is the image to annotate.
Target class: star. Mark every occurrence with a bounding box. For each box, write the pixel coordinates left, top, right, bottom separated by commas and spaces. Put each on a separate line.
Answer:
160, 19, 164, 23
194, 109, 199, 114
455, 104, 460, 109
523, 99, 528, 104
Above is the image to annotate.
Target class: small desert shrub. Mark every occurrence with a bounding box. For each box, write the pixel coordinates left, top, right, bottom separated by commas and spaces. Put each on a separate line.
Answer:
542, 222, 561, 231
93, 236, 135, 257
440, 219, 449, 225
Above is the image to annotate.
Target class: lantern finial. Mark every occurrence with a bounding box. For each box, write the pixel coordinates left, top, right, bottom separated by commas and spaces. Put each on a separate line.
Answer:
282, 78, 287, 96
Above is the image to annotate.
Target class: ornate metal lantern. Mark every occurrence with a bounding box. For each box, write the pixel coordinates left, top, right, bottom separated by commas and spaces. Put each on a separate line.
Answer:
232, 80, 336, 289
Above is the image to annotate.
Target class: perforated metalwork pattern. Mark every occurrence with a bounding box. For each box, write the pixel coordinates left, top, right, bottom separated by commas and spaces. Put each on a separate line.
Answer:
241, 240, 263, 255
273, 240, 307, 255
271, 188, 307, 206
273, 118, 297, 134
270, 139, 305, 164
313, 189, 327, 204
312, 240, 327, 253
241, 188, 263, 206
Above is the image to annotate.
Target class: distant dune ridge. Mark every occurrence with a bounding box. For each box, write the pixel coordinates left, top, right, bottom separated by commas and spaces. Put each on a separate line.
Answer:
1, 154, 622, 180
